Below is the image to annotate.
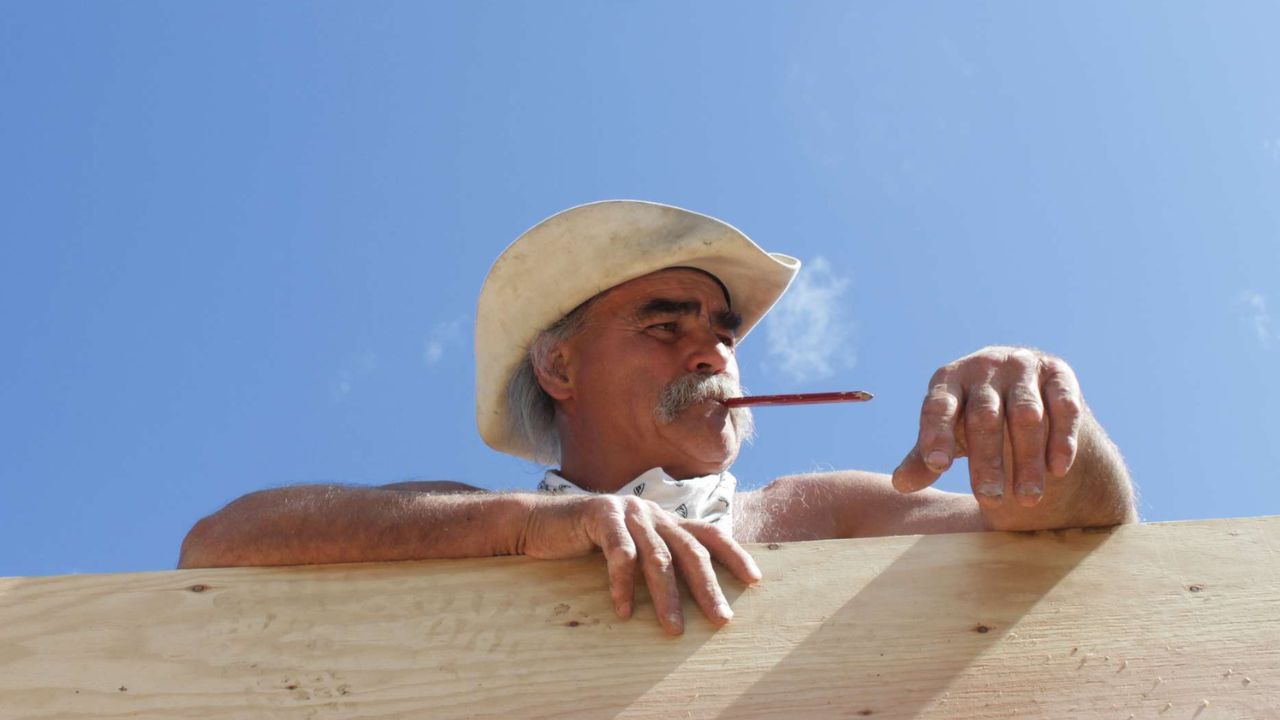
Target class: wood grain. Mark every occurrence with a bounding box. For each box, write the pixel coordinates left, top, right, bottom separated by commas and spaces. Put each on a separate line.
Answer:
1, 517, 1277, 719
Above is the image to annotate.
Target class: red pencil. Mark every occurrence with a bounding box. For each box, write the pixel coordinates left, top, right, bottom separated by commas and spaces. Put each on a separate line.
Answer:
721, 390, 874, 408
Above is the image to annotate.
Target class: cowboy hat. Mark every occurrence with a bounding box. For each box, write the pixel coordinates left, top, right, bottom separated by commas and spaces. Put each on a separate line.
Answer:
475, 199, 801, 460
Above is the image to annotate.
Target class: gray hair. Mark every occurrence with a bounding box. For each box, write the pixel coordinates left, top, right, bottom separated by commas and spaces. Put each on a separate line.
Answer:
505, 299, 596, 464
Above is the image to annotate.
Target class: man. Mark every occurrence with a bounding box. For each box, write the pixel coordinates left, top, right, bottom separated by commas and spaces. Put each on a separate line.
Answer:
180, 200, 1136, 636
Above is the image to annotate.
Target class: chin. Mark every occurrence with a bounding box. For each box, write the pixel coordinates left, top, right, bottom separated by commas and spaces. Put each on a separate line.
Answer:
658, 405, 744, 473
681, 429, 740, 472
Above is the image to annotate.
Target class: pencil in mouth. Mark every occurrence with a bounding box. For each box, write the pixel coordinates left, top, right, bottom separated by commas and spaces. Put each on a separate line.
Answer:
721, 391, 874, 408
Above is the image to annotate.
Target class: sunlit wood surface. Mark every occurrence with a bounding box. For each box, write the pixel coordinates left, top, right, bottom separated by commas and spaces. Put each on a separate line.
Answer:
1, 517, 1277, 718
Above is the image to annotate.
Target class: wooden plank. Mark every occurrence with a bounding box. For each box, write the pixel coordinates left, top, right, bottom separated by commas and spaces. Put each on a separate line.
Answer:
1, 517, 1278, 719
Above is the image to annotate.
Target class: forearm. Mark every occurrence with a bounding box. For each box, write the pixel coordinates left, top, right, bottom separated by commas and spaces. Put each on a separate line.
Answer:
738, 472, 987, 542
178, 485, 535, 568
982, 411, 1137, 532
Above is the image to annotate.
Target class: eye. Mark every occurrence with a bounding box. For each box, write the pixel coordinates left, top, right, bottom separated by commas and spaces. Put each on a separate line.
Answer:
648, 322, 680, 333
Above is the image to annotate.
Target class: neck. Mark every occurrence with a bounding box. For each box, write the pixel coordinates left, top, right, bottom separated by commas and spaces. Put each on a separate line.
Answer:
554, 420, 724, 493
556, 436, 667, 494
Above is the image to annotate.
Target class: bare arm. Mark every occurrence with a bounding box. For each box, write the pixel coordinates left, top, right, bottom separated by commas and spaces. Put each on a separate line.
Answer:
735, 472, 984, 543
177, 481, 523, 568
177, 481, 761, 635
735, 400, 1135, 541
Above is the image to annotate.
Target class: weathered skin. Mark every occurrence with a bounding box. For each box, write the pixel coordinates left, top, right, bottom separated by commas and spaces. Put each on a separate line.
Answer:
180, 269, 1136, 636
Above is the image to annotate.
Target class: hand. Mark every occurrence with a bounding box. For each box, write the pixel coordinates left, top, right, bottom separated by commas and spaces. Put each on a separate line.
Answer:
521, 494, 762, 635
891, 347, 1085, 507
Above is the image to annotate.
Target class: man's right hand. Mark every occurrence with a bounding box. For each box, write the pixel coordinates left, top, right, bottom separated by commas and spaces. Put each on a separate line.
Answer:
520, 494, 762, 635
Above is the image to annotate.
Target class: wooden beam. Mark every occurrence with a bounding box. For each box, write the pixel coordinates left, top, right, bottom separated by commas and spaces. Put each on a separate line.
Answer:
2, 517, 1278, 718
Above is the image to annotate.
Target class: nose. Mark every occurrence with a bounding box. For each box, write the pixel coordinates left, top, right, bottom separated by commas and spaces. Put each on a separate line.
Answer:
684, 325, 733, 375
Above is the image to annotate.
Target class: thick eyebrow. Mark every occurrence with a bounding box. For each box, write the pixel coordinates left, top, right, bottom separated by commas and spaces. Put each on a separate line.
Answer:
715, 307, 743, 333
633, 298, 743, 334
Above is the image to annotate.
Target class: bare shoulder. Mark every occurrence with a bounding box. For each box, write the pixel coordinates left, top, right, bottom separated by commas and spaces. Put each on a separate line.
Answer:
735, 470, 985, 543
379, 480, 489, 494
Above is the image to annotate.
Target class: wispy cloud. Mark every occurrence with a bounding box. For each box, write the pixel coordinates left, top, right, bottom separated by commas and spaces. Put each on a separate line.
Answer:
763, 256, 855, 381
424, 316, 469, 366
1239, 291, 1274, 349
332, 350, 379, 400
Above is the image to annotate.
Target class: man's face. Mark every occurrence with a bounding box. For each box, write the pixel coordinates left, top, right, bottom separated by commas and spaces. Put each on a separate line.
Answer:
558, 268, 748, 477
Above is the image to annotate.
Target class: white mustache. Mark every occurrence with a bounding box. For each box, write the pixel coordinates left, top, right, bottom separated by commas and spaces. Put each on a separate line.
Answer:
654, 373, 741, 422
654, 374, 755, 444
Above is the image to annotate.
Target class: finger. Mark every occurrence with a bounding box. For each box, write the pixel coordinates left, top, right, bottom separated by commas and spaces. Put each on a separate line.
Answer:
1004, 353, 1048, 506
918, 375, 964, 471
685, 521, 763, 586
625, 506, 685, 635
584, 504, 638, 619
891, 446, 942, 494
964, 384, 1007, 503
1042, 357, 1084, 477
658, 522, 734, 627
892, 372, 964, 493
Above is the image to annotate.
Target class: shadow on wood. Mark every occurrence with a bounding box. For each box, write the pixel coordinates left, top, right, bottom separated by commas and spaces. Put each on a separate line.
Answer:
1, 517, 1277, 718
718, 528, 1108, 717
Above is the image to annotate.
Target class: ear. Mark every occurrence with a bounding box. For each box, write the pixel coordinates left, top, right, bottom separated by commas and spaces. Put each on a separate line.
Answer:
532, 343, 574, 402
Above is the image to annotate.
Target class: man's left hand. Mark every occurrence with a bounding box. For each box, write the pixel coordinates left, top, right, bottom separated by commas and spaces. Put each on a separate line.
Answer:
891, 346, 1085, 507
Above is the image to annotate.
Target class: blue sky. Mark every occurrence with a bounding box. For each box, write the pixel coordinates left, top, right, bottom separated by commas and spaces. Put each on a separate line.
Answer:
2, 2, 1278, 577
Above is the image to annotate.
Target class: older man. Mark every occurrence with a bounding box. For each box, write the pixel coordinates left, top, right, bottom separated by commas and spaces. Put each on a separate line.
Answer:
180, 200, 1136, 636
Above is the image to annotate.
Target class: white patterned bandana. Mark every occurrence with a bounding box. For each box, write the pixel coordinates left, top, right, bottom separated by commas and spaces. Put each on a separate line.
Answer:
537, 467, 736, 527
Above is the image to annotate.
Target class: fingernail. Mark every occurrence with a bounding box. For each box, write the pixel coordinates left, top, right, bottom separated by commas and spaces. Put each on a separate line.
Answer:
668, 613, 684, 633
747, 558, 763, 582
926, 450, 951, 471
617, 601, 631, 618
977, 482, 1004, 498
1013, 481, 1044, 499
716, 602, 734, 621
